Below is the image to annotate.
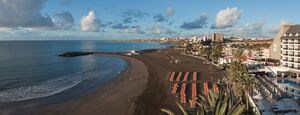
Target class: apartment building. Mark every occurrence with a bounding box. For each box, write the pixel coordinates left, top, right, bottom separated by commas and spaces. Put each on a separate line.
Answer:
270, 25, 300, 78
212, 33, 224, 42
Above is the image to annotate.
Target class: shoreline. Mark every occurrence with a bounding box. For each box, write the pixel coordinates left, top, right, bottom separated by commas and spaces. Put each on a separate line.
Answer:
35, 55, 149, 115
16, 47, 227, 115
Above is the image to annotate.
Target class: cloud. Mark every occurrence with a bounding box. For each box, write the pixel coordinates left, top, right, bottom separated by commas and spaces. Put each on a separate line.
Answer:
80, 11, 101, 32
280, 20, 294, 26
214, 7, 241, 29
180, 13, 208, 30
235, 21, 265, 37
165, 7, 174, 17
0, 0, 54, 28
123, 17, 133, 23
52, 11, 74, 30
266, 20, 294, 36
153, 14, 167, 22
61, 0, 72, 5
149, 25, 176, 35
101, 21, 113, 27
124, 26, 145, 34
0, 27, 13, 32
111, 23, 129, 29
121, 10, 149, 18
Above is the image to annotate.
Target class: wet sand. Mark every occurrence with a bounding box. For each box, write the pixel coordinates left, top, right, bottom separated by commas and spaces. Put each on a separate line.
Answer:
35, 56, 148, 115
34, 48, 227, 115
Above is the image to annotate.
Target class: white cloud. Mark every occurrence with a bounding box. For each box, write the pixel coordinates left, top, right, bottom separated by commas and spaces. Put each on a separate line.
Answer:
80, 11, 100, 32
0, 27, 13, 32
149, 25, 175, 35
234, 21, 265, 37
215, 7, 241, 29
280, 20, 294, 26
0, 0, 54, 28
165, 7, 174, 17
124, 26, 145, 34
53, 11, 74, 30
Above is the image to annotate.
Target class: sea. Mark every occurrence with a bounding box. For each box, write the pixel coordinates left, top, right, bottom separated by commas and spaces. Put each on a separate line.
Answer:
0, 40, 169, 114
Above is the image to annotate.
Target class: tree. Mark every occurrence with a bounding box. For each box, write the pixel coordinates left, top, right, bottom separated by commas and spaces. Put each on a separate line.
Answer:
161, 90, 246, 115
228, 59, 255, 111
201, 46, 212, 60
211, 43, 223, 64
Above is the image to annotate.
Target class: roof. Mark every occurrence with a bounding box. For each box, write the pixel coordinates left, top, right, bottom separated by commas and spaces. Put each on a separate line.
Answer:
285, 25, 300, 33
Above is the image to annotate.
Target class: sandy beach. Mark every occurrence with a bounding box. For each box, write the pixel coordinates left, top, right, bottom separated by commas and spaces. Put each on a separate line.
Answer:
34, 56, 149, 115
33, 48, 227, 115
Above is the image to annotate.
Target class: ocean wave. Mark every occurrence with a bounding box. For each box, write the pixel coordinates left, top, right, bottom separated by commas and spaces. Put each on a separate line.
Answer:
0, 60, 122, 102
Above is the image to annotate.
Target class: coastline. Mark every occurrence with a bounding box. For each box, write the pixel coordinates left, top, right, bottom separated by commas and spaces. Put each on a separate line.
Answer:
31, 47, 227, 115
35, 55, 149, 115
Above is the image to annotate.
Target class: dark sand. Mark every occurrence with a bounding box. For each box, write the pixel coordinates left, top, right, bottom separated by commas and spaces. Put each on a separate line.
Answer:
34, 48, 227, 115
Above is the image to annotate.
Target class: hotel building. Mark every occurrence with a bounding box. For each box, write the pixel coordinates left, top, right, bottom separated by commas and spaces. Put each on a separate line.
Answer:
270, 25, 300, 78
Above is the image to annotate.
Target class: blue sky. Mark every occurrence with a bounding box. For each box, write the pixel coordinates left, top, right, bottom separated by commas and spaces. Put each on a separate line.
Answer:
0, 0, 299, 40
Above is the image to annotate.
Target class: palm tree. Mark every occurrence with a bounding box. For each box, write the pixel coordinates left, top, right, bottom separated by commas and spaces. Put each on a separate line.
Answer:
210, 43, 223, 64
161, 90, 246, 115
228, 55, 256, 111
201, 46, 212, 60
233, 48, 244, 61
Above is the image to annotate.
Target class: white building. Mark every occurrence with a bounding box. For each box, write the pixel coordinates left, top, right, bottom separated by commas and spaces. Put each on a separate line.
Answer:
219, 56, 236, 65
269, 25, 300, 78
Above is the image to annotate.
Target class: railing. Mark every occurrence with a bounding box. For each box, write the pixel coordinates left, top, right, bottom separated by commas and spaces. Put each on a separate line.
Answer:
295, 61, 300, 63
295, 67, 300, 69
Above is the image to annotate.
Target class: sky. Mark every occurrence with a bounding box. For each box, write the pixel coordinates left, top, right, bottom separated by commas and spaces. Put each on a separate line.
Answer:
0, 0, 299, 40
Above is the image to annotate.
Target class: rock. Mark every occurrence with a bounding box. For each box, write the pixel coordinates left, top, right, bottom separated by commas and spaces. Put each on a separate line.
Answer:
58, 52, 94, 57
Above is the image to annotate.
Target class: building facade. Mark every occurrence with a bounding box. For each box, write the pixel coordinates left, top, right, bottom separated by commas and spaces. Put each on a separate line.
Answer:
212, 33, 224, 42
270, 25, 300, 78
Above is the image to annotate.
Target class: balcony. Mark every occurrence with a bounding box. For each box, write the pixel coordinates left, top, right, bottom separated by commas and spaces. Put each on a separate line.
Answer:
295, 42, 300, 44
283, 42, 288, 44
289, 60, 294, 62
283, 65, 288, 67
289, 54, 295, 56
295, 61, 300, 63
289, 42, 295, 44
283, 48, 288, 50
283, 59, 288, 61
295, 67, 300, 70
289, 48, 295, 50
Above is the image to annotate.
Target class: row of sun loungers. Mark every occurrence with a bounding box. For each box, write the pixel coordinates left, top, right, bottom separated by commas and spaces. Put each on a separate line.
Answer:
171, 72, 182, 94
168, 72, 218, 109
